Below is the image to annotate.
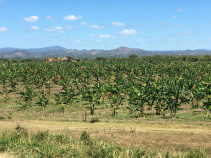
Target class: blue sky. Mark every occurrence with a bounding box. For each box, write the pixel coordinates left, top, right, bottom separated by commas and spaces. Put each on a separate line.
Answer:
0, 0, 211, 50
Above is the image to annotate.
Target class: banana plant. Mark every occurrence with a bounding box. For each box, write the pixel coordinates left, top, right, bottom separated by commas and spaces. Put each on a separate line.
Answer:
126, 104, 135, 114
82, 83, 104, 115
0, 64, 8, 86
44, 81, 52, 94
1, 84, 9, 103
54, 93, 65, 113
8, 69, 19, 92
129, 85, 147, 118
165, 77, 188, 118
145, 86, 157, 110
109, 95, 119, 116
61, 86, 77, 104
59, 77, 70, 91
19, 85, 36, 108
82, 90, 102, 115
153, 79, 168, 115
36, 91, 49, 110
198, 80, 211, 117
106, 84, 126, 114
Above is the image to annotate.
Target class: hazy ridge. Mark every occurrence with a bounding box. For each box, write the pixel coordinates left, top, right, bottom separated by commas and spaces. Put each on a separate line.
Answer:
0, 46, 211, 59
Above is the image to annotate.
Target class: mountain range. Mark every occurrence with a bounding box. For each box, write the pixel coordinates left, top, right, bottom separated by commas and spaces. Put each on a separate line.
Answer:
0, 46, 211, 59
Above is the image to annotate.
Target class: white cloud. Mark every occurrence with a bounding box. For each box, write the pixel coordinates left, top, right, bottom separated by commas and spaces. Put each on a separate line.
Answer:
140, 31, 145, 34
95, 40, 101, 43
80, 22, 87, 25
31, 26, 39, 30
46, 16, 54, 21
112, 22, 125, 26
177, 8, 184, 12
172, 16, 177, 19
64, 25, 72, 30
99, 34, 116, 38
89, 25, 105, 29
75, 40, 82, 43
119, 29, 137, 35
63, 15, 82, 20
99, 35, 111, 38
23, 16, 39, 22
0, 27, 8, 32
45, 26, 63, 31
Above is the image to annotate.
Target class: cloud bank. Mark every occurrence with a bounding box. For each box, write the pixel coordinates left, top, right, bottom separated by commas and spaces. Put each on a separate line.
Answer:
63, 15, 82, 20
23, 16, 39, 22
119, 29, 137, 35
0, 27, 8, 32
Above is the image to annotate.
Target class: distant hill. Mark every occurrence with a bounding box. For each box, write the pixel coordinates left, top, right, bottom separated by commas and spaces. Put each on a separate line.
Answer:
0, 46, 211, 59
27, 46, 67, 52
0, 47, 22, 52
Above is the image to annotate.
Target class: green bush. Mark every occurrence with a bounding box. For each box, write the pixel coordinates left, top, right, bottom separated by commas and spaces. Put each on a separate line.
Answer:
34, 131, 49, 141
0, 116, 5, 120
15, 124, 25, 131
185, 149, 207, 158
80, 130, 91, 145
129, 53, 138, 58
89, 117, 100, 123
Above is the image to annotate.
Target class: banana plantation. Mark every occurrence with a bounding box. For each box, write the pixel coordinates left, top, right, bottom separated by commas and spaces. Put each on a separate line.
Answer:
0, 56, 211, 120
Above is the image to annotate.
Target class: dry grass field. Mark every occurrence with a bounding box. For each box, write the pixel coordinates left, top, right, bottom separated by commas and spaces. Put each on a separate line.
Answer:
0, 119, 210, 157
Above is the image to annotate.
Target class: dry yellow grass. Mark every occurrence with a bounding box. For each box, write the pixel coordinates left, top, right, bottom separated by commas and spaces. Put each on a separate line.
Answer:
0, 120, 211, 156
0, 153, 16, 158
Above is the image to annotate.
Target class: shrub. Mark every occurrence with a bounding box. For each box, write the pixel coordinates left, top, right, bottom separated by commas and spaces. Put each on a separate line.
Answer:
89, 117, 100, 123
133, 148, 145, 158
129, 54, 138, 59
34, 131, 49, 141
185, 149, 207, 158
80, 130, 91, 145
0, 116, 5, 120
15, 124, 25, 131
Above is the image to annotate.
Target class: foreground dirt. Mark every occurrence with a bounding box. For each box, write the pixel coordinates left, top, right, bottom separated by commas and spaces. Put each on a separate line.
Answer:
0, 120, 211, 156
